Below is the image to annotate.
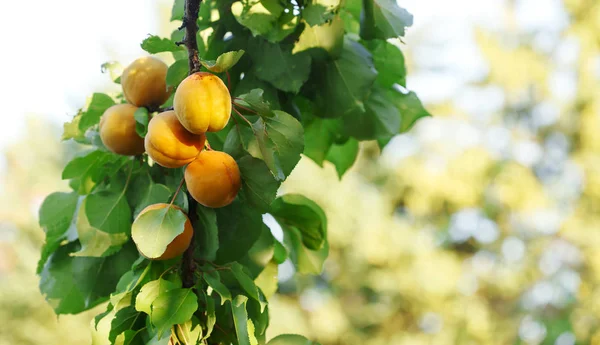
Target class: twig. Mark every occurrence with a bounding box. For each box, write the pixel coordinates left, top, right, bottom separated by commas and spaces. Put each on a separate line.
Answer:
232, 107, 253, 127
232, 101, 259, 115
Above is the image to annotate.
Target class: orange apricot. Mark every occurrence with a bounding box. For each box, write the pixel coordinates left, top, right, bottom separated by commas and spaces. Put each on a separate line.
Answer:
99, 104, 145, 156
121, 56, 170, 107
135, 203, 193, 260
145, 111, 206, 168
185, 151, 241, 208
174, 72, 232, 134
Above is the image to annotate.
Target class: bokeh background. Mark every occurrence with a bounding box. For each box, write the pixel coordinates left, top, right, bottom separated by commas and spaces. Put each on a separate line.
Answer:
1, 0, 600, 344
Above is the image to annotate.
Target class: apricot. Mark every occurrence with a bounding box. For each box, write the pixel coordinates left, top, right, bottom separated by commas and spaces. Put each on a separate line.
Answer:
174, 72, 232, 133
99, 104, 145, 155
135, 203, 193, 260
185, 151, 241, 208
145, 111, 206, 168
121, 57, 170, 107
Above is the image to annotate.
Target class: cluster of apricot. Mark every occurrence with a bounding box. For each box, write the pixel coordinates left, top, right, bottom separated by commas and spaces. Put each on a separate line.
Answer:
99, 56, 242, 260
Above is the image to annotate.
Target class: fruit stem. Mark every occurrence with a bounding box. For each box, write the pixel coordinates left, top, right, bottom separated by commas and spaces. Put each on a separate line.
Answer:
168, 176, 186, 208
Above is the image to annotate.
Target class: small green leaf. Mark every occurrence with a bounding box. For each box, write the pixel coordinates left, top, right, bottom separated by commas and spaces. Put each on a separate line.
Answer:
230, 296, 258, 345
284, 226, 329, 275
176, 316, 203, 345
326, 138, 359, 179
200, 50, 245, 73
231, 263, 261, 302
134, 107, 149, 137
171, 0, 185, 21
63, 113, 87, 143
215, 199, 263, 264
128, 175, 172, 218
238, 224, 275, 278
342, 85, 400, 140
273, 241, 288, 264
231, 0, 284, 38
302, 116, 343, 166
79, 93, 116, 131
113, 329, 145, 345
252, 110, 304, 180
303, 0, 341, 26
203, 270, 232, 305
364, 39, 406, 87
293, 16, 345, 59
194, 205, 219, 261
37, 192, 80, 273
109, 306, 145, 343
390, 88, 432, 133
72, 198, 129, 257
248, 39, 312, 93
135, 278, 179, 315
86, 190, 132, 235
271, 194, 327, 250
312, 38, 377, 118
267, 334, 321, 345
202, 292, 216, 339
150, 288, 198, 337
360, 0, 413, 39
131, 205, 187, 259
235, 89, 274, 118
141, 35, 183, 54
167, 59, 189, 87
238, 156, 280, 213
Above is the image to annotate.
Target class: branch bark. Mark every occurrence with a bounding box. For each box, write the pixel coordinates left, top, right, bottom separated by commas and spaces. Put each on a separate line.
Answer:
180, 0, 202, 289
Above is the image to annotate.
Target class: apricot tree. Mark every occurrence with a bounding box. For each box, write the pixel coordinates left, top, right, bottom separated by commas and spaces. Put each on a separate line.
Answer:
37, 0, 429, 344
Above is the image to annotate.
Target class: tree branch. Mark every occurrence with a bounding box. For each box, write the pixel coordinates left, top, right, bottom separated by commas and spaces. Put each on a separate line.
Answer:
182, 0, 202, 74
180, 0, 203, 289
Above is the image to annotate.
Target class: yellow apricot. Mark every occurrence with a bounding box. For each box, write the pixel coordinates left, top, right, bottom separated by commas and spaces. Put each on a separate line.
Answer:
135, 203, 193, 260
99, 104, 145, 156
121, 57, 170, 107
174, 72, 232, 133
185, 151, 241, 208
145, 111, 206, 168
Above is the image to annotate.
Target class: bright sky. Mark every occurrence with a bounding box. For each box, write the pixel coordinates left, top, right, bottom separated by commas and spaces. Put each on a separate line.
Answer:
0, 0, 566, 172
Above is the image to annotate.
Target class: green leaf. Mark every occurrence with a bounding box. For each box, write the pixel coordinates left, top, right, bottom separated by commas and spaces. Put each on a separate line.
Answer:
239, 223, 275, 278
273, 240, 288, 264
39, 242, 139, 314
342, 85, 400, 140
265, 12, 299, 42
135, 278, 179, 315
176, 316, 203, 345
267, 334, 321, 345
37, 192, 80, 272
114, 329, 145, 345
326, 138, 359, 178
166, 59, 189, 87
364, 39, 406, 87
302, 116, 343, 165
72, 198, 129, 257
390, 88, 432, 133
171, 0, 185, 21
215, 199, 264, 264
134, 107, 150, 137
313, 38, 377, 118
62, 150, 128, 193
284, 226, 329, 275
231, 263, 261, 302
109, 306, 145, 343
79, 93, 116, 131
231, 0, 284, 38
238, 156, 280, 212
141, 35, 183, 54
200, 50, 245, 73
234, 71, 281, 109
151, 288, 198, 337
86, 190, 132, 235
230, 296, 258, 345
254, 262, 278, 299
132, 183, 172, 218
203, 270, 232, 305
303, 0, 341, 26
252, 110, 304, 180
360, 0, 413, 39
271, 194, 327, 250
131, 205, 187, 259
235, 89, 274, 118
194, 205, 219, 261
202, 292, 216, 340
248, 39, 312, 93
63, 113, 87, 143
292, 16, 345, 59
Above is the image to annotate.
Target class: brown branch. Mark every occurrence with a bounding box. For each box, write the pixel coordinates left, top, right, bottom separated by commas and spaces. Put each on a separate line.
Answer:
180, 0, 203, 290
182, 0, 202, 74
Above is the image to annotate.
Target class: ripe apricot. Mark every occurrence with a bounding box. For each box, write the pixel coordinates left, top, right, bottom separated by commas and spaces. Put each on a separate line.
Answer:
185, 151, 241, 208
99, 104, 145, 155
174, 72, 232, 133
121, 57, 170, 107
135, 203, 193, 260
145, 111, 206, 168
